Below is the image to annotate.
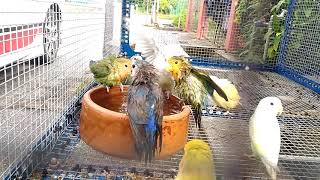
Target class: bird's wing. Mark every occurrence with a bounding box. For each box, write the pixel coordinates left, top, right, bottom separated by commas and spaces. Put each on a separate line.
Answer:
210, 76, 240, 102
191, 68, 228, 101
250, 112, 280, 170
157, 70, 175, 92
89, 59, 111, 78
162, 44, 190, 60
127, 86, 149, 125
127, 85, 149, 158
134, 35, 159, 63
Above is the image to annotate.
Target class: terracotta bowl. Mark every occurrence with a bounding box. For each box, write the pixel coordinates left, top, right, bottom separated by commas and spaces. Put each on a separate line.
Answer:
79, 85, 190, 159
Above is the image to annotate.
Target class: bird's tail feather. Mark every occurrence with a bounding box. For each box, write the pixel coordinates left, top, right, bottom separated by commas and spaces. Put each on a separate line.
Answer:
194, 105, 202, 129
129, 122, 145, 161
144, 123, 162, 163
134, 35, 159, 63
265, 164, 278, 180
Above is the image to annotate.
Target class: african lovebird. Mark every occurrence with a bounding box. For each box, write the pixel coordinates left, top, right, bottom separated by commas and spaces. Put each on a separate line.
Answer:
209, 75, 241, 115
249, 97, 283, 180
127, 60, 164, 163
175, 139, 216, 180
89, 55, 132, 92
166, 56, 228, 128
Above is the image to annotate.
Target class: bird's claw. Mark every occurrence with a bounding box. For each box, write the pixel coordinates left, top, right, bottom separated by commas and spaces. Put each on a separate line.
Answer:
120, 84, 124, 92
105, 86, 110, 93
244, 153, 256, 160
165, 91, 171, 100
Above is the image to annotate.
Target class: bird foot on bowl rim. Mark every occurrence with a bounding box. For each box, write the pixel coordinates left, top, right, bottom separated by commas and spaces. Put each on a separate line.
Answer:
105, 86, 110, 93
120, 83, 124, 92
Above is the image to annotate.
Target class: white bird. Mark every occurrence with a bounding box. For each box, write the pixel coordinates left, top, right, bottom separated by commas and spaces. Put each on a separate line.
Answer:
249, 97, 283, 180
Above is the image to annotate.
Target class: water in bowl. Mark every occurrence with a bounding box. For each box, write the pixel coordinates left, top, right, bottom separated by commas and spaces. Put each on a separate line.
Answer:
100, 91, 182, 116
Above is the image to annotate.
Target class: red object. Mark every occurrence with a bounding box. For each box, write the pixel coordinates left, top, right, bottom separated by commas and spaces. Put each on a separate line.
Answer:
0, 25, 42, 55
197, 0, 208, 39
185, 0, 193, 32
225, 0, 244, 51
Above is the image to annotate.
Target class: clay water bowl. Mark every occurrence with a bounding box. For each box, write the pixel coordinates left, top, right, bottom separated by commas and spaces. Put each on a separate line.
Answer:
79, 85, 190, 159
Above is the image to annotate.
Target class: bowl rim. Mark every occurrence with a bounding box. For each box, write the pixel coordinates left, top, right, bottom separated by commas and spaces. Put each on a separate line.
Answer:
82, 85, 191, 121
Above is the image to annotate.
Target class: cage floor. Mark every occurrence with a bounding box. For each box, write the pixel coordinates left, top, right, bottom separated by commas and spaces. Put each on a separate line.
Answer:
30, 68, 320, 179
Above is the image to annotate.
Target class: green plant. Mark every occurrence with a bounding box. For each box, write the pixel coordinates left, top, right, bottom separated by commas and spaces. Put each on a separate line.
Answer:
235, 0, 279, 62
265, 0, 288, 59
172, 9, 187, 28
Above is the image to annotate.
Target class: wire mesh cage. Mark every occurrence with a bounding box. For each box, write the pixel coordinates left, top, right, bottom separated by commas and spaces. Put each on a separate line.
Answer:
0, 0, 319, 179
0, 0, 115, 178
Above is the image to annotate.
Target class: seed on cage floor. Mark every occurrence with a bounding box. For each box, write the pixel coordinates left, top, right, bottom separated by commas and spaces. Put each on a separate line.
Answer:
59, 173, 66, 179
169, 170, 176, 178
49, 158, 60, 169
51, 175, 58, 179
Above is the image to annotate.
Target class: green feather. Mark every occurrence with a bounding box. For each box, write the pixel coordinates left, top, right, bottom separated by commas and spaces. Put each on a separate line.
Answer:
191, 68, 228, 101
175, 75, 207, 128
89, 55, 124, 87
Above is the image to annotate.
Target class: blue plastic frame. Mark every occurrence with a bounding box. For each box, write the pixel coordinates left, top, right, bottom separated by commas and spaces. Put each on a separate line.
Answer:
120, 0, 141, 58
275, 0, 320, 94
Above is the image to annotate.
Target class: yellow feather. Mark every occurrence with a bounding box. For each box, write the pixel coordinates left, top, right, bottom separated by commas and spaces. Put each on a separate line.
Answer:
175, 139, 216, 180
210, 76, 240, 110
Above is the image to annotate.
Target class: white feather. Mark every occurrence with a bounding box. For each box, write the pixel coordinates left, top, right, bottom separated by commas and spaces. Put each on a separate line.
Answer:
249, 97, 283, 180
133, 33, 189, 70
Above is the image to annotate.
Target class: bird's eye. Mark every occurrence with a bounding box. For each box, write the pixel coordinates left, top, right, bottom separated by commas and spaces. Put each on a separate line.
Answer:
132, 65, 136, 68
125, 64, 128, 68
175, 61, 178, 64
270, 102, 274, 106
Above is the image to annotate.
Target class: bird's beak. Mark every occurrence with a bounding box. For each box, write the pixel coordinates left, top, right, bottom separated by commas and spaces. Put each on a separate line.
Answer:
164, 62, 172, 72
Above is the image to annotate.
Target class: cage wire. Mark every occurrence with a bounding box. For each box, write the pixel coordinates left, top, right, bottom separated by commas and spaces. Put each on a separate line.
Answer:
0, 0, 112, 178
0, 0, 320, 179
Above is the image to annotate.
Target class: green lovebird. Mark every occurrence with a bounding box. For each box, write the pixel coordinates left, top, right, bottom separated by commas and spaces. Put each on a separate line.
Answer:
89, 55, 133, 92
166, 56, 228, 128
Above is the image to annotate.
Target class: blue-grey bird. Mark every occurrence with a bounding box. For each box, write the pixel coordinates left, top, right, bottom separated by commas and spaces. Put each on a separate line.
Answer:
127, 60, 164, 163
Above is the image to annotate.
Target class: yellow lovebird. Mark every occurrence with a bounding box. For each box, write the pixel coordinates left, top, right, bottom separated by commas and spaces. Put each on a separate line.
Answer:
175, 139, 216, 180
209, 76, 241, 115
